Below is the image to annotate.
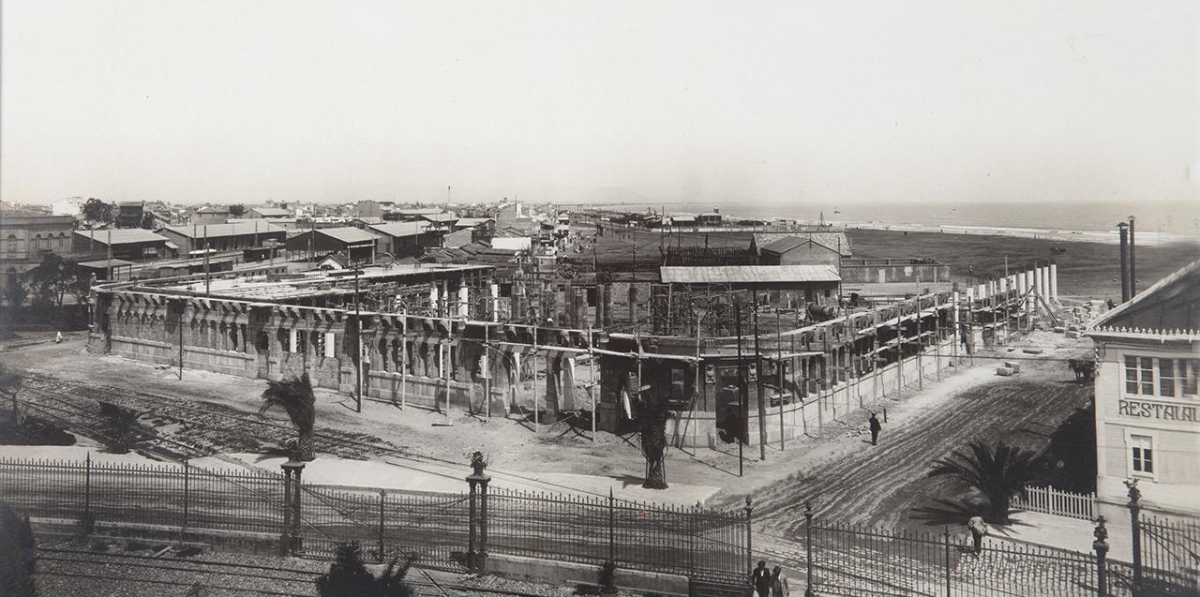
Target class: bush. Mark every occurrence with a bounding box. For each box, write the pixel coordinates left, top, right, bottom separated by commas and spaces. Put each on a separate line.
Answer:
316, 542, 415, 597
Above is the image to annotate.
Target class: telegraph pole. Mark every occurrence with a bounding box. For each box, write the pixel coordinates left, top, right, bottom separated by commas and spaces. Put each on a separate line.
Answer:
735, 298, 745, 477
354, 267, 362, 413
753, 290, 766, 461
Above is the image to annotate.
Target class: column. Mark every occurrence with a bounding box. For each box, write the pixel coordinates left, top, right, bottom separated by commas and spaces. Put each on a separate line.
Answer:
1049, 261, 1058, 301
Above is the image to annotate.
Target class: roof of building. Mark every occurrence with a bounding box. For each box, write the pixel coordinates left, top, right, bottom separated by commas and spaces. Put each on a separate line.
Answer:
760, 236, 840, 255
369, 222, 430, 238
390, 208, 445, 216
753, 232, 852, 256
317, 226, 379, 245
1089, 258, 1200, 337
117, 201, 144, 208
660, 265, 841, 284
421, 213, 458, 223
494, 227, 530, 238
454, 217, 493, 228
78, 258, 136, 268
74, 228, 170, 245
351, 216, 385, 225
163, 222, 286, 239
196, 206, 230, 214
250, 207, 292, 218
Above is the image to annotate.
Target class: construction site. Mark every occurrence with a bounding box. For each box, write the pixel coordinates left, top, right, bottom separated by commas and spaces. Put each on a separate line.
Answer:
86, 249, 1068, 452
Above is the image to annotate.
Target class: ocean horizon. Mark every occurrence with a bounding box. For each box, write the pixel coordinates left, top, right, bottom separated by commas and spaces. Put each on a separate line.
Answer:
611, 199, 1200, 242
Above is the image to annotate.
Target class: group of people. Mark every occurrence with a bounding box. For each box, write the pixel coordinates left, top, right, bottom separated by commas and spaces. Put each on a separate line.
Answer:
750, 561, 789, 597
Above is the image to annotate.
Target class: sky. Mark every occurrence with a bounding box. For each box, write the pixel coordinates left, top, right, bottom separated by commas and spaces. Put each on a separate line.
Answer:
2, 1, 1197, 207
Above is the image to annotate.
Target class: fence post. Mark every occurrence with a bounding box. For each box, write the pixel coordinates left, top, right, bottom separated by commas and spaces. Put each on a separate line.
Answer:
804, 501, 813, 597
378, 490, 386, 564
82, 451, 94, 535
1126, 480, 1143, 593
281, 461, 305, 555
181, 458, 190, 542
608, 488, 616, 565
466, 451, 491, 573
745, 497, 754, 588
943, 527, 952, 597
1094, 516, 1109, 597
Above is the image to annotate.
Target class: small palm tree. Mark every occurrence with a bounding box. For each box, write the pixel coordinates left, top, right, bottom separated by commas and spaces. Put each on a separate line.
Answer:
927, 440, 1049, 524
316, 542, 415, 597
0, 363, 21, 395
259, 373, 316, 462
98, 401, 143, 454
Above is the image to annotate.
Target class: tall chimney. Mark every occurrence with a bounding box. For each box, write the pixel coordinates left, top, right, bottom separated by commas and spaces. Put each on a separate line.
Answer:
1128, 216, 1137, 298
1117, 222, 1129, 303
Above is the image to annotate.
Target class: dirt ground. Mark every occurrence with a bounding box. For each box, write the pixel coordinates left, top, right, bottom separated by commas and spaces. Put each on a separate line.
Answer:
2, 325, 1093, 535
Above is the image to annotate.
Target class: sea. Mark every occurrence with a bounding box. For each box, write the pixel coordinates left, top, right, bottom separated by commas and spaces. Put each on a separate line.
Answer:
622, 200, 1200, 245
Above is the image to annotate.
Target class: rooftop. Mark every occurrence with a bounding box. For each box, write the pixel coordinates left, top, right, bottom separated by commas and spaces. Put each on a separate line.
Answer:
660, 265, 841, 284
74, 228, 170, 245
315, 226, 379, 244
163, 222, 285, 238
753, 232, 852, 256
369, 222, 429, 238
250, 207, 292, 218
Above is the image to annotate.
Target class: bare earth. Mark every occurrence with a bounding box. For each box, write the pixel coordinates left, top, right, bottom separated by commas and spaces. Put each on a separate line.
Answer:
1, 326, 1091, 541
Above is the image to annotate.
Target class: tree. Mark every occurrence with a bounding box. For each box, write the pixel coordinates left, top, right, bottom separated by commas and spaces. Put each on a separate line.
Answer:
926, 441, 1049, 524
80, 198, 114, 227
259, 373, 317, 461
315, 542, 415, 597
633, 375, 670, 490
2, 278, 29, 308
229, 204, 246, 217
1047, 403, 1097, 493
23, 255, 79, 308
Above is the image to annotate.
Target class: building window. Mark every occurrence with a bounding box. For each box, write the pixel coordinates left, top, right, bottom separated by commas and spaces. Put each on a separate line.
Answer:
6, 235, 16, 253
280, 329, 291, 353
1125, 356, 1199, 399
296, 330, 307, 355
324, 332, 336, 358
1130, 435, 1153, 475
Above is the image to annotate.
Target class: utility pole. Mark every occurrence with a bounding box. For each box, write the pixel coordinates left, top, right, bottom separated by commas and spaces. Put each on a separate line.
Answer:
735, 298, 745, 477
355, 267, 362, 413
203, 226, 210, 296
753, 290, 766, 461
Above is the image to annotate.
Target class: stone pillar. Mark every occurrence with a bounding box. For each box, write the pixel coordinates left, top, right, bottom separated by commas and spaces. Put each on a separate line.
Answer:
466, 452, 492, 573
430, 284, 440, 317
458, 286, 470, 319
1049, 261, 1058, 301
489, 283, 500, 322
280, 461, 305, 555
602, 284, 613, 328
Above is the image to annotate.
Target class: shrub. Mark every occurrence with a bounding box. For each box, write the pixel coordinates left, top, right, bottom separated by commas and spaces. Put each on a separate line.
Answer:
315, 542, 415, 597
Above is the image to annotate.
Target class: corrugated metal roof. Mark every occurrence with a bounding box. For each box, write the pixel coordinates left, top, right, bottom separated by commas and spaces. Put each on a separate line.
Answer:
74, 229, 169, 245
317, 227, 378, 244
660, 265, 840, 284
455, 217, 493, 228
163, 222, 285, 239
369, 222, 428, 238
250, 207, 292, 217
753, 232, 852, 256
421, 213, 458, 222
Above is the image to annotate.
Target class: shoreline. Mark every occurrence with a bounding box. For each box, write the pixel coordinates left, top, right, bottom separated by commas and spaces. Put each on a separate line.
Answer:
842, 221, 1195, 247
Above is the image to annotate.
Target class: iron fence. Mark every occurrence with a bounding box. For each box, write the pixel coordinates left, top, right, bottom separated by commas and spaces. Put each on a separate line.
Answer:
486, 487, 747, 583
1139, 515, 1200, 595
805, 517, 1135, 597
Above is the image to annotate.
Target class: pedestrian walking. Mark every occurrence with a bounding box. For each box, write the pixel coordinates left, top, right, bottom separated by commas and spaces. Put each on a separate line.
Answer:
751, 560, 771, 597
770, 565, 789, 597
968, 515, 988, 555
868, 412, 882, 446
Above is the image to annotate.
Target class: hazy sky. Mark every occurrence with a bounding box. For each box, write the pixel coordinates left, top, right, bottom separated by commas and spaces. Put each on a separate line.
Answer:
2, 1, 1197, 206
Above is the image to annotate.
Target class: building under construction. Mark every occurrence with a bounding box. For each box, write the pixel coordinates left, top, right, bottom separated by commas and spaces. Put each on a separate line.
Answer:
88, 260, 1061, 449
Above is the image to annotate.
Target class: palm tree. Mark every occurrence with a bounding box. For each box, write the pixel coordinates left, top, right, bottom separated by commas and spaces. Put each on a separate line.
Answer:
98, 400, 143, 454
927, 440, 1049, 524
259, 373, 317, 462
637, 391, 670, 490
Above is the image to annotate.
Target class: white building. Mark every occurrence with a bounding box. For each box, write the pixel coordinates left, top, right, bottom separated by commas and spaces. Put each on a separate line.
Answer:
51, 197, 84, 217
1087, 258, 1200, 521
